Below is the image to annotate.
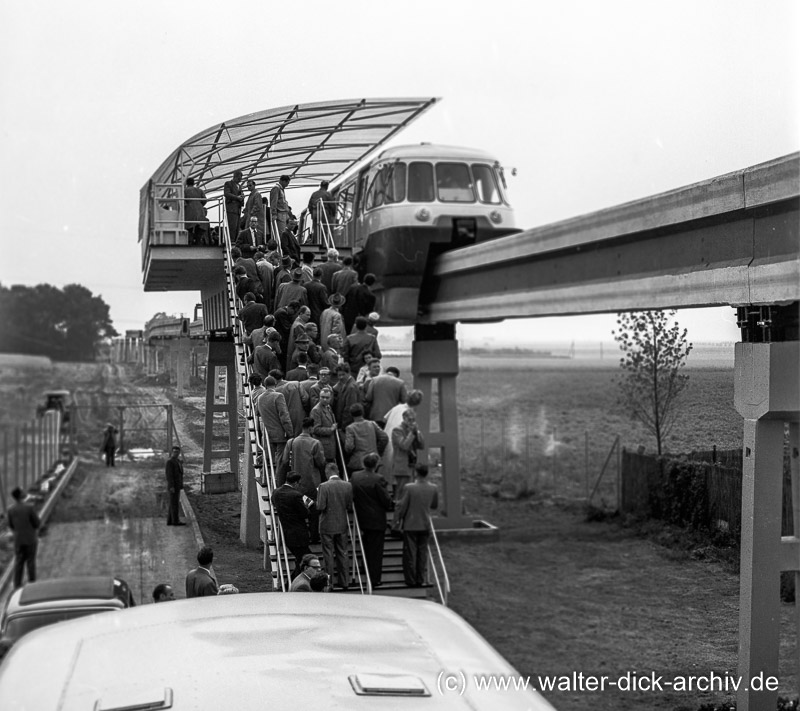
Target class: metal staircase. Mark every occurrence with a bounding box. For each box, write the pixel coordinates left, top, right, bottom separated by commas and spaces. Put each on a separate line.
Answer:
221, 211, 449, 603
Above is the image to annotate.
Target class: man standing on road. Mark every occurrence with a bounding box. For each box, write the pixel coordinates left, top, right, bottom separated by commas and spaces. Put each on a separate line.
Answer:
396, 465, 438, 587
165, 446, 186, 526
8, 487, 40, 589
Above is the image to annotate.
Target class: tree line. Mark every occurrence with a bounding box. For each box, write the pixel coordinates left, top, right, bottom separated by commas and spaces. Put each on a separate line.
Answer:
0, 283, 117, 361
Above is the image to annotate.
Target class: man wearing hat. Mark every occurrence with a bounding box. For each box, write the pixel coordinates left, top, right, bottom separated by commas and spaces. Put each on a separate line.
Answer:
275, 267, 308, 311
320, 292, 346, 349
270, 175, 291, 236
270, 472, 312, 580
224, 169, 245, 239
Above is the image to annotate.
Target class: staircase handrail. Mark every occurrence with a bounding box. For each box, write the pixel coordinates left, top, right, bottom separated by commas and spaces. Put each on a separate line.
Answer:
315, 200, 335, 251
334, 431, 372, 595
426, 513, 450, 606
221, 213, 290, 591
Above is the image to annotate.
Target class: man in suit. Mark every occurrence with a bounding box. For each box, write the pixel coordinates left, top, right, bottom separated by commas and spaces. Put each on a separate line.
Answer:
185, 546, 218, 597
351, 453, 392, 587
236, 215, 264, 257
252, 330, 282, 381
278, 417, 325, 542
257, 376, 293, 463
224, 169, 244, 240
316, 463, 353, 590
184, 176, 207, 245
342, 316, 381, 377
271, 473, 312, 580
365, 366, 408, 426
270, 175, 291, 237
310, 386, 337, 462
165, 446, 186, 526
289, 553, 322, 592
305, 268, 329, 328
244, 179, 265, 235
318, 249, 342, 293
396, 464, 439, 587
7, 487, 40, 589
307, 180, 334, 243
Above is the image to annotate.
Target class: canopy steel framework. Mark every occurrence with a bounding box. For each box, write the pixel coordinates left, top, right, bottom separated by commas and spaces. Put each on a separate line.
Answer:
142, 96, 436, 197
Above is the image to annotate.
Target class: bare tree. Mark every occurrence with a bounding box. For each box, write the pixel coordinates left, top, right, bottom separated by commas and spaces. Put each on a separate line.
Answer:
612, 310, 693, 455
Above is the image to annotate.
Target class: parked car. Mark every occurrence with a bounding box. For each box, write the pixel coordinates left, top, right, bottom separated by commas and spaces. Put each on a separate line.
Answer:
0, 576, 135, 660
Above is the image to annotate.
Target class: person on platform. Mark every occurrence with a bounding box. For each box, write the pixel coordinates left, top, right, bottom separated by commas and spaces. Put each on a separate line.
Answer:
307, 180, 334, 242
184, 176, 207, 245
224, 169, 245, 239
257, 376, 293, 462
152, 583, 176, 602
185, 546, 218, 597
318, 248, 342, 293
351, 453, 392, 587
165, 446, 186, 526
316, 462, 353, 590
272, 474, 312, 580
343, 316, 381, 377
289, 553, 322, 592
365, 366, 408, 427
270, 175, 291, 237
396, 464, 438, 587
8, 487, 40, 589
100, 423, 118, 467
236, 214, 263, 257
244, 179, 265, 235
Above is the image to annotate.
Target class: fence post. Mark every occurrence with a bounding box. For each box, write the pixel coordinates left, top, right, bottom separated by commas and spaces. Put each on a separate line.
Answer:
14, 425, 20, 494
617, 443, 623, 511
118, 407, 125, 454
22, 423, 28, 492
1, 428, 8, 516
69, 405, 76, 457
480, 415, 485, 473
585, 431, 589, 499
166, 405, 173, 452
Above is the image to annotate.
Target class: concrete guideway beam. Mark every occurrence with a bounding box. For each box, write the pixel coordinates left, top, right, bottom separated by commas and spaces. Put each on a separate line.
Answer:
421, 153, 799, 321
734, 341, 800, 711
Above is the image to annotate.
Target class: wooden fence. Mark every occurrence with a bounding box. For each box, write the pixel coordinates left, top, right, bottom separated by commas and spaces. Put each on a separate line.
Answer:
621, 448, 793, 537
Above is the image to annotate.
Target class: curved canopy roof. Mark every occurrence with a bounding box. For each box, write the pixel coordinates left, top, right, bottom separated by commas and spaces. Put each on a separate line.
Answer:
145, 97, 439, 196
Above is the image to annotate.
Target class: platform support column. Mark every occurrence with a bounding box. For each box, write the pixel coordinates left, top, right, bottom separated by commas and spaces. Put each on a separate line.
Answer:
240, 417, 261, 548
734, 338, 799, 711
412, 323, 470, 529
203, 333, 239, 479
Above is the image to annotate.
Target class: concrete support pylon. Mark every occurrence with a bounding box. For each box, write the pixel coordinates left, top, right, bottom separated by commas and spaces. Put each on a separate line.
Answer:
411, 323, 471, 529
203, 334, 240, 479
734, 340, 799, 711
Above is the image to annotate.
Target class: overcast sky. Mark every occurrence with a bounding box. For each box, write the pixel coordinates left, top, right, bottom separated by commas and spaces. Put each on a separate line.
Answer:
1, 1, 797, 345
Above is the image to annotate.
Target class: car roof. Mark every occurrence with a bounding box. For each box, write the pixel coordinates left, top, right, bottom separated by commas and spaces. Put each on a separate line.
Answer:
0, 595, 553, 710
17, 577, 116, 606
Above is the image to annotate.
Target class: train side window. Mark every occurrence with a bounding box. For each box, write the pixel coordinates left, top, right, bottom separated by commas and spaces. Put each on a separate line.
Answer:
338, 184, 355, 224
436, 163, 474, 203
408, 162, 434, 202
385, 162, 406, 203
472, 163, 502, 204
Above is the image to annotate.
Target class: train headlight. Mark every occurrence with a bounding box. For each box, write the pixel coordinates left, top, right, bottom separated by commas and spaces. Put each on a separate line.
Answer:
489, 210, 502, 224
415, 208, 431, 222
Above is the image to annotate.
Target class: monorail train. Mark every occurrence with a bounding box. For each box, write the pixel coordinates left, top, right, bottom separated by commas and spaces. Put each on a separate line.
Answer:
330, 144, 519, 325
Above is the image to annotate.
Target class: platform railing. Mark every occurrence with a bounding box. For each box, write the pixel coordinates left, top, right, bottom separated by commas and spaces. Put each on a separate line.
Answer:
221, 214, 289, 591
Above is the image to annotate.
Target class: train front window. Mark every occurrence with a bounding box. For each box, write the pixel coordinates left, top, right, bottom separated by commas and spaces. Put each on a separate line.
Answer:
436, 163, 474, 203
364, 163, 406, 210
408, 162, 434, 202
472, 163, 502, 204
